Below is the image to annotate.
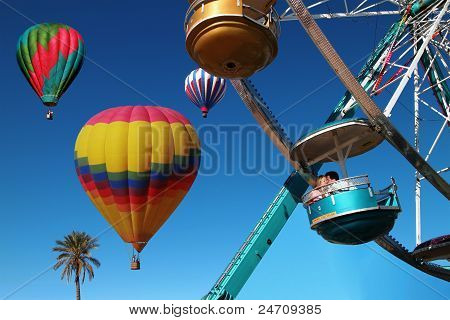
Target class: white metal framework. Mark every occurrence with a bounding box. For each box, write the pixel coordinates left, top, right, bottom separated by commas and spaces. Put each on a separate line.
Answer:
280, 0, 403, 20
280, 0, 449, 249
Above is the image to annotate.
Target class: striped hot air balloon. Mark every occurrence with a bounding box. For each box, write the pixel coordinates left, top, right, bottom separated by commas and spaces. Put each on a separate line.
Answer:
185, 68, 227, 118
17, 23, 85, 119
75, 106, 201, 269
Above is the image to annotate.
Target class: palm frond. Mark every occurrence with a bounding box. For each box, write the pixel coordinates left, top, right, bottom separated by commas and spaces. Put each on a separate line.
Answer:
86, 257, 101, 268
85, 264, 95, 281
53, 259, 66, 270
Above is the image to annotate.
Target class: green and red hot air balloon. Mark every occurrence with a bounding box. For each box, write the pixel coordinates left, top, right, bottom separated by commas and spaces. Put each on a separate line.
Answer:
17, 23, 85, 120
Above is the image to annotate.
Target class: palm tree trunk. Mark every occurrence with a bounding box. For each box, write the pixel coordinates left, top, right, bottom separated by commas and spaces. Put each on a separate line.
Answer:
75, 276, 81, 300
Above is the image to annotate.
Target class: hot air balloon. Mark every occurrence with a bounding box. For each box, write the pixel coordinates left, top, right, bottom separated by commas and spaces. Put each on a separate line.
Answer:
17, 23, 85, 120
75, 106, 201, 270
185, 68, 227, 118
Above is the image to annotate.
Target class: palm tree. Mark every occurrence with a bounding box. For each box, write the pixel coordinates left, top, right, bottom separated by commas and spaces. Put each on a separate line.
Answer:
52, 231, 100, 300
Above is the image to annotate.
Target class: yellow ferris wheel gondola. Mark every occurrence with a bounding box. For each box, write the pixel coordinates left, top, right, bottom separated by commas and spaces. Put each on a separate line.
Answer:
185, 0, 279, 79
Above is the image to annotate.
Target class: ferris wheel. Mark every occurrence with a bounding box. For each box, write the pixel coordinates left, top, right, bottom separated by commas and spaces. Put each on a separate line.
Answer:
184, 0, 450, 299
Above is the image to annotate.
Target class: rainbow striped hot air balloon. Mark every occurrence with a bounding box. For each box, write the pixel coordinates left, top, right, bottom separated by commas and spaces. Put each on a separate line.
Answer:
185, 68, 227, 118
75, 106, 201, 269
17, 23, 85, 119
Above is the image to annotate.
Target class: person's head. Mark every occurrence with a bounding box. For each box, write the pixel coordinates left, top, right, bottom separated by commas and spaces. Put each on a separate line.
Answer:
325, 171, 339, 182
316, 175, 327, 187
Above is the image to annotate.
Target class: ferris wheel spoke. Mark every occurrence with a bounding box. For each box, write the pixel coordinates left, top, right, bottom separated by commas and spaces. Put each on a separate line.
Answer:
389, 32, 416, 57
353, 0, 396, 15
385, 61, 410, 69
421, 167, 450, 179
371, 71, 406, 95
420, 48, 450, 117
423, 119, 449, 162
307, 0, 332, 10
418, 47, 442, 90
429, 43, 450, 73
431, 37, 450, 52
280, 0, 401, 20
418, 72, 450, 102
418, 97, 449, 119
384, 5, 448, 116
351, 0, 371, 13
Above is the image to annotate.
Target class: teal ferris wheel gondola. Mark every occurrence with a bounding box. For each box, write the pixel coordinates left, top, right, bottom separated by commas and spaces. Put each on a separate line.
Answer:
291, 118, 401, 245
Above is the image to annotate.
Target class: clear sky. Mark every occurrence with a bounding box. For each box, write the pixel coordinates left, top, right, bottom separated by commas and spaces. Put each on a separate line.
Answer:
0, 0, 448, 300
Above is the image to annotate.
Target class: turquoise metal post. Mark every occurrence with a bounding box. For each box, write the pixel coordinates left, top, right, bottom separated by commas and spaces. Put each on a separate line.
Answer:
204, 171, 307, 300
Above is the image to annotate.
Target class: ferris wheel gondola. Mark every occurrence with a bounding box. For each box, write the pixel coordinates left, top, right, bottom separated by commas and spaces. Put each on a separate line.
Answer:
185, 0, 280, 78
412, 234, 450, 261
290, 118, 401, 244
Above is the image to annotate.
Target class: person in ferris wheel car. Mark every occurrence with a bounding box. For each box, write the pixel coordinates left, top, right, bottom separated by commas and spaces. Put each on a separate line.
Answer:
325, 170, 354, 193
325, 171, 339, 184
307, 175, 328, 205
306, 171, 341, 205
320, 171, 341, 199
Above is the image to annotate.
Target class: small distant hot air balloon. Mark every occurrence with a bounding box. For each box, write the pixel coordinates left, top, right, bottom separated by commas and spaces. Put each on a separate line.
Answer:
17, 23, 85, 120
185, 68, 227, 118
75, 106, 201, 270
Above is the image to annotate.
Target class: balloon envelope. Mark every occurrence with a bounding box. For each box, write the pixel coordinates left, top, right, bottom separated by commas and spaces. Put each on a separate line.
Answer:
75, 106, 201, 252
185, 68, 226, 117
17, 23, 85, 106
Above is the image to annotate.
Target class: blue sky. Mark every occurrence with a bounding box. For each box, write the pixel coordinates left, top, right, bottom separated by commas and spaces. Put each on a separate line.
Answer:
0, 0, 448, 300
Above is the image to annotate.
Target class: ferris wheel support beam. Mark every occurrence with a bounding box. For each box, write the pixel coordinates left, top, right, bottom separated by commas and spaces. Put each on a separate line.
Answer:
384, 1, 449, 117
376, 234, 450, 281
413, 22, 422, 246
285, 0, 450, 200
424, 118, 448, 161
419, 167, 449, 180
